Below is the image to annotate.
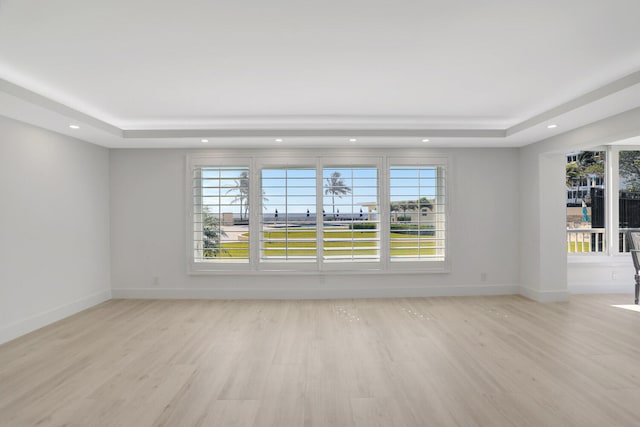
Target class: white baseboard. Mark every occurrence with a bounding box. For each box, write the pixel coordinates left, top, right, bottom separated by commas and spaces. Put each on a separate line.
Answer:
0, 289, 112, 345
112, 284, 519, 300
518, 286, 569, 302
568, 281, 634, 295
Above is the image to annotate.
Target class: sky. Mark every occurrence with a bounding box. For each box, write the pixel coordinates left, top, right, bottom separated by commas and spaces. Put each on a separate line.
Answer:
199, 166, 441, 219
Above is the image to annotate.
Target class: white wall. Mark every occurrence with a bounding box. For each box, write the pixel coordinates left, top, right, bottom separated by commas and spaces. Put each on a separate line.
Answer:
0, 116, 111, 344
518, 149, 568, 301
110, 147, 520, 299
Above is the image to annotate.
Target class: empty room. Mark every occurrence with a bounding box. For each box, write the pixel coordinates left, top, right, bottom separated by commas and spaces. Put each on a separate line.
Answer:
2, 1, 640, 426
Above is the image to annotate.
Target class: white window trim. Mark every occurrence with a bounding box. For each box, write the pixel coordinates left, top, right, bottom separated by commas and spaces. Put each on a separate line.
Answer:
187, 152, 450, 274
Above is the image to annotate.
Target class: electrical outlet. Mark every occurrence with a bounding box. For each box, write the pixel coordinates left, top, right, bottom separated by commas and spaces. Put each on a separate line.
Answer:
480, 272, 487, 282
152, 276, 160, 286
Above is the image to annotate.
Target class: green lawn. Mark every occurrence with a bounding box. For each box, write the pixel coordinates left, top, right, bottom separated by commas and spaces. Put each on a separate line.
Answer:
210, 229, 437, 258
567, 242, 591, 252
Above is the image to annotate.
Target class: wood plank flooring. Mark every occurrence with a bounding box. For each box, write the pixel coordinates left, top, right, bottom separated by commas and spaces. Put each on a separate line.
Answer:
1, 295, 639, 426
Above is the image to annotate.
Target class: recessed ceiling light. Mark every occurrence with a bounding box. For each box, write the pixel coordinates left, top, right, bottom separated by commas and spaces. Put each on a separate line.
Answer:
422, 138, 430, 142
547, 124, 558, 129
201, 139, 209, 143
69, 124, 80, 129
275, 138, 283, 142
349, 138, 357, 142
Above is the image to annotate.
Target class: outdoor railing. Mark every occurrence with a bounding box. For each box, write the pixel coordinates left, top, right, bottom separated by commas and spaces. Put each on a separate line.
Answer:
566, 228, 605, 253
619, 228, 640, 252
567, 228, 640, 253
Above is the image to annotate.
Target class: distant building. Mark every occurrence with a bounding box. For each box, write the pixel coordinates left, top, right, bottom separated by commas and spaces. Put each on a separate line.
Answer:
566, 151, 605, 206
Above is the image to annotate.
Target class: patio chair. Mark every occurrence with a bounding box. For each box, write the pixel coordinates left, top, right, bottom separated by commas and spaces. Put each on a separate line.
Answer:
625, 230, 640, 304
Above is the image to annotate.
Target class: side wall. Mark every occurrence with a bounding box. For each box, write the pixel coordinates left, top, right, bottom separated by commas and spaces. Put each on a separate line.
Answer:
519, 106, 640, 300
110, 147, 520, 299
0, 116, 111, 344
518, 149, 568, 301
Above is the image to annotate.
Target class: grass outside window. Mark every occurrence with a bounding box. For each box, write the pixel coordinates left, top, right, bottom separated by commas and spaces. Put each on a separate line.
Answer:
204, 228, 438, 259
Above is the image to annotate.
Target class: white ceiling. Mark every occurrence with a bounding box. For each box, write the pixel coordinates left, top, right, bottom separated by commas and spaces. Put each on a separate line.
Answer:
1, 0, 640, 148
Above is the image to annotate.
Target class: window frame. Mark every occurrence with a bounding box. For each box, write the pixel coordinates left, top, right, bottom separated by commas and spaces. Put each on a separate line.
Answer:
387, 156, 449, 272
565, 148, 608, 257
319, 156, 383, 271
612, 145, 640, 256
187, 153, 449, 274
186, 155, 253, 273
256, 156, 320, 272
566, 144, 640, 259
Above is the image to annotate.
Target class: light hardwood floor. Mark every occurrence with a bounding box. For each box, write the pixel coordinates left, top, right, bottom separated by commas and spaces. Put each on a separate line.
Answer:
1, 295, 639, 426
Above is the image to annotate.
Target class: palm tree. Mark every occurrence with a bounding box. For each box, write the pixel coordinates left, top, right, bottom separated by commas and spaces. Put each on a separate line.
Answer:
566, 151, 605, 202
577, 151, 600, 167
324, 172, 352, 217
397, 200, 417, 221
226, 171, 270, 221
227, 171, 249, 221
566, 162, 581, 188
577, 151, 605, 183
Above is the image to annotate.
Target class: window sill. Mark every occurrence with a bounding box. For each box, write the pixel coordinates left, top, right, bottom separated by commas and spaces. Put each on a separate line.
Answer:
188, 265, 450, 276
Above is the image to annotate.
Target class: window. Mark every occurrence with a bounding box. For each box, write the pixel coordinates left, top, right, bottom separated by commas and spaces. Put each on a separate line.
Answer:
261, 168, 317, 262
192, 165, 250, 263
566, 151, 606, 253
618, 150, 640, 252
390, 165, 446, 261
322, 167, 379, 262
188, 154, 448, 272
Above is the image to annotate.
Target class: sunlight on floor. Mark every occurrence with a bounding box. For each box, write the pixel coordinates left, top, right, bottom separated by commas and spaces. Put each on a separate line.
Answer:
612, 304, 640, 312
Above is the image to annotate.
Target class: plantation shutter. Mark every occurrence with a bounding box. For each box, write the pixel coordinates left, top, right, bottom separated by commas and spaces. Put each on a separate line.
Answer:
261, 167, 317, 261
193, 166, 250, 262
389, 165, 446, 261
322, 167, 380, 262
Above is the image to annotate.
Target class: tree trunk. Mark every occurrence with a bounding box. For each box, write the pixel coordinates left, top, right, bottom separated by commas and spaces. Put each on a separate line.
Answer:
332, 194, 335, 216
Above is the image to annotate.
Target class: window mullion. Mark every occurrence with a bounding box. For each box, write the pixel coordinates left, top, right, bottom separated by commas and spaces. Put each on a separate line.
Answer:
380, 157, 390, 269
608, 146, 619, 255
317, 159, 324, 271
193, 167, 203, 263
249, 158, 260, 269
436, 165, 447, 259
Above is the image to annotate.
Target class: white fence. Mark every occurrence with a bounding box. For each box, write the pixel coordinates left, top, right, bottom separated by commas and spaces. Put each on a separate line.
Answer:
567, 228, 640, 253
566, 228, 605, 253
